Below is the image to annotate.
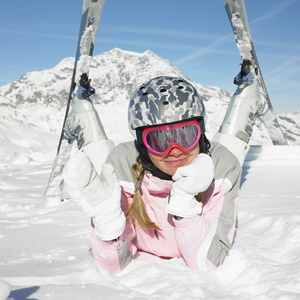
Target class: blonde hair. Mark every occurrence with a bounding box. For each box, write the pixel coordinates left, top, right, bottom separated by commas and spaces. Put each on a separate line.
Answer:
126, 157, 204, 230
126, 157, 161, 230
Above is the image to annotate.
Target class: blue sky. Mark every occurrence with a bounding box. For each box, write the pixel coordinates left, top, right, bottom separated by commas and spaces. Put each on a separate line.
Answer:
1, 0, 299, 114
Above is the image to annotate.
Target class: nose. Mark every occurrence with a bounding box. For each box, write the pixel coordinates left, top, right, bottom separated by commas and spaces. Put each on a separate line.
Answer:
168, 146, 183, 157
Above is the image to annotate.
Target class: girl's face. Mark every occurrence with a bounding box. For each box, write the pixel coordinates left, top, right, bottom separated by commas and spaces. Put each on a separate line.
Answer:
147, 144, 200, 176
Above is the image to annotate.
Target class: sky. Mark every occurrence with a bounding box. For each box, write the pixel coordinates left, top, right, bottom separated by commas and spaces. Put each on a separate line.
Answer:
0, 0, 299, 114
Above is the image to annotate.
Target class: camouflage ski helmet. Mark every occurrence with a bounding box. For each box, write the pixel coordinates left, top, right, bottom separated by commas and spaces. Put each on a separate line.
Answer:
128, 76, 205, 130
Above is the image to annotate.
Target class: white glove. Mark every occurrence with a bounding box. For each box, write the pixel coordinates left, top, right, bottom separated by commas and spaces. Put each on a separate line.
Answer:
63, 151, 125, 241
165, 153, 214, 218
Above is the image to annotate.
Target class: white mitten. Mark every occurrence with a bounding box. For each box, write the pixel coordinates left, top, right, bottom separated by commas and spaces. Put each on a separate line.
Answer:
165, 153, 214, 218
63, 151, 125, 241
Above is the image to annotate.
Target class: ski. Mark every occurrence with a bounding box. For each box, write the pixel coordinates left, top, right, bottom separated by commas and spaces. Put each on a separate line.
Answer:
222, 0, 288, 145
44, 0, 105, 204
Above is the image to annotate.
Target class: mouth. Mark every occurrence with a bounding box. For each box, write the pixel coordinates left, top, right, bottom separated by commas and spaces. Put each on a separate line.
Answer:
165, 158, 187, 167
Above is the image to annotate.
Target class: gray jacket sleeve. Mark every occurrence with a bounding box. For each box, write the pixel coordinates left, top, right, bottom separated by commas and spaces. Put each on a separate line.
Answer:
105, 141, 138, 185
206, 142, 242, 266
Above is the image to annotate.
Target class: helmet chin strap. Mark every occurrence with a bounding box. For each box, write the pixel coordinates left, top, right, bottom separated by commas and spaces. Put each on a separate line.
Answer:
198, 118, 211, 154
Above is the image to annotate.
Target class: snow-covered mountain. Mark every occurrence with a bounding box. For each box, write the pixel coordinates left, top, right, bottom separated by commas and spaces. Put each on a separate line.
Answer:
1, 48, 299, 146
277, 112, 300, 144
1, 48, 300, 299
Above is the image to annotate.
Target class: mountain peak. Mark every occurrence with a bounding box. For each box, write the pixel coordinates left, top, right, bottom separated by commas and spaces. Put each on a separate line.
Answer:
0, 48, 299, 145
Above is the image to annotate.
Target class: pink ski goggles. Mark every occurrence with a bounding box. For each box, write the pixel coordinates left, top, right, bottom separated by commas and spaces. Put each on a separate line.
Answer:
142, 120, 201, 156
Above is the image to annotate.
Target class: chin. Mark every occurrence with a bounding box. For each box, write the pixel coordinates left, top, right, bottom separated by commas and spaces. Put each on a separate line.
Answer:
163, 167, 178, 177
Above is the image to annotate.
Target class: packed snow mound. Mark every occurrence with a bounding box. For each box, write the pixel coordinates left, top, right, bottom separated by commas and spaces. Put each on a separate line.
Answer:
1, 143, 299, 299
0, 280, 10, 300
0, 48, 299, 145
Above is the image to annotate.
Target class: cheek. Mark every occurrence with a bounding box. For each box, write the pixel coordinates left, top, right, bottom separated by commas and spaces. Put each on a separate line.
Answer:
147, 151, 173, 175
148, 152, 162, 168
190, 145, 200, 159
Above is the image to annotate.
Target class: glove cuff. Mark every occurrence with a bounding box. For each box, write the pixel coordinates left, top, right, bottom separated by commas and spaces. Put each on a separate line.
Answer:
93, 210, 126, 241
165, 193, 203, 218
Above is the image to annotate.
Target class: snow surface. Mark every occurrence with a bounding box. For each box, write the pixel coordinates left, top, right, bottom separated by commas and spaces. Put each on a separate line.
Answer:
1, 111, 300, 300
1, 129, 300, 300
1, 48, 300, 299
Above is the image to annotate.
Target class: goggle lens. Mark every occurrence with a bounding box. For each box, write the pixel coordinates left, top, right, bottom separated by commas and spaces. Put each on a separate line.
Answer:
142, 120, 201, 155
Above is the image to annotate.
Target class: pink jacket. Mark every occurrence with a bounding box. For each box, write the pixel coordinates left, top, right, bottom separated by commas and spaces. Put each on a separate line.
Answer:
90, 141, 241, 275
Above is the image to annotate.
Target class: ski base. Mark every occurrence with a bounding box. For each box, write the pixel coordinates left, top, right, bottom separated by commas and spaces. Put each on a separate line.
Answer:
44, 0, 106, 204
222, 0, 288, 145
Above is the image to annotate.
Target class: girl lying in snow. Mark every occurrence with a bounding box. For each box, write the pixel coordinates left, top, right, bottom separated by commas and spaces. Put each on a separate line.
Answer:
63, 71, 263, 275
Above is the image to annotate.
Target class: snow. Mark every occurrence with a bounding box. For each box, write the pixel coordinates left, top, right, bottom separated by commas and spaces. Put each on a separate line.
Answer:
1, 48, 300, 299
0, 281, 10, 300
1, 49, 299, 146
1, 107, 300, 300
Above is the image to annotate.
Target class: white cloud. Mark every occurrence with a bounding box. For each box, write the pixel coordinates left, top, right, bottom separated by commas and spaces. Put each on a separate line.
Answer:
250, 0, 298, 25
